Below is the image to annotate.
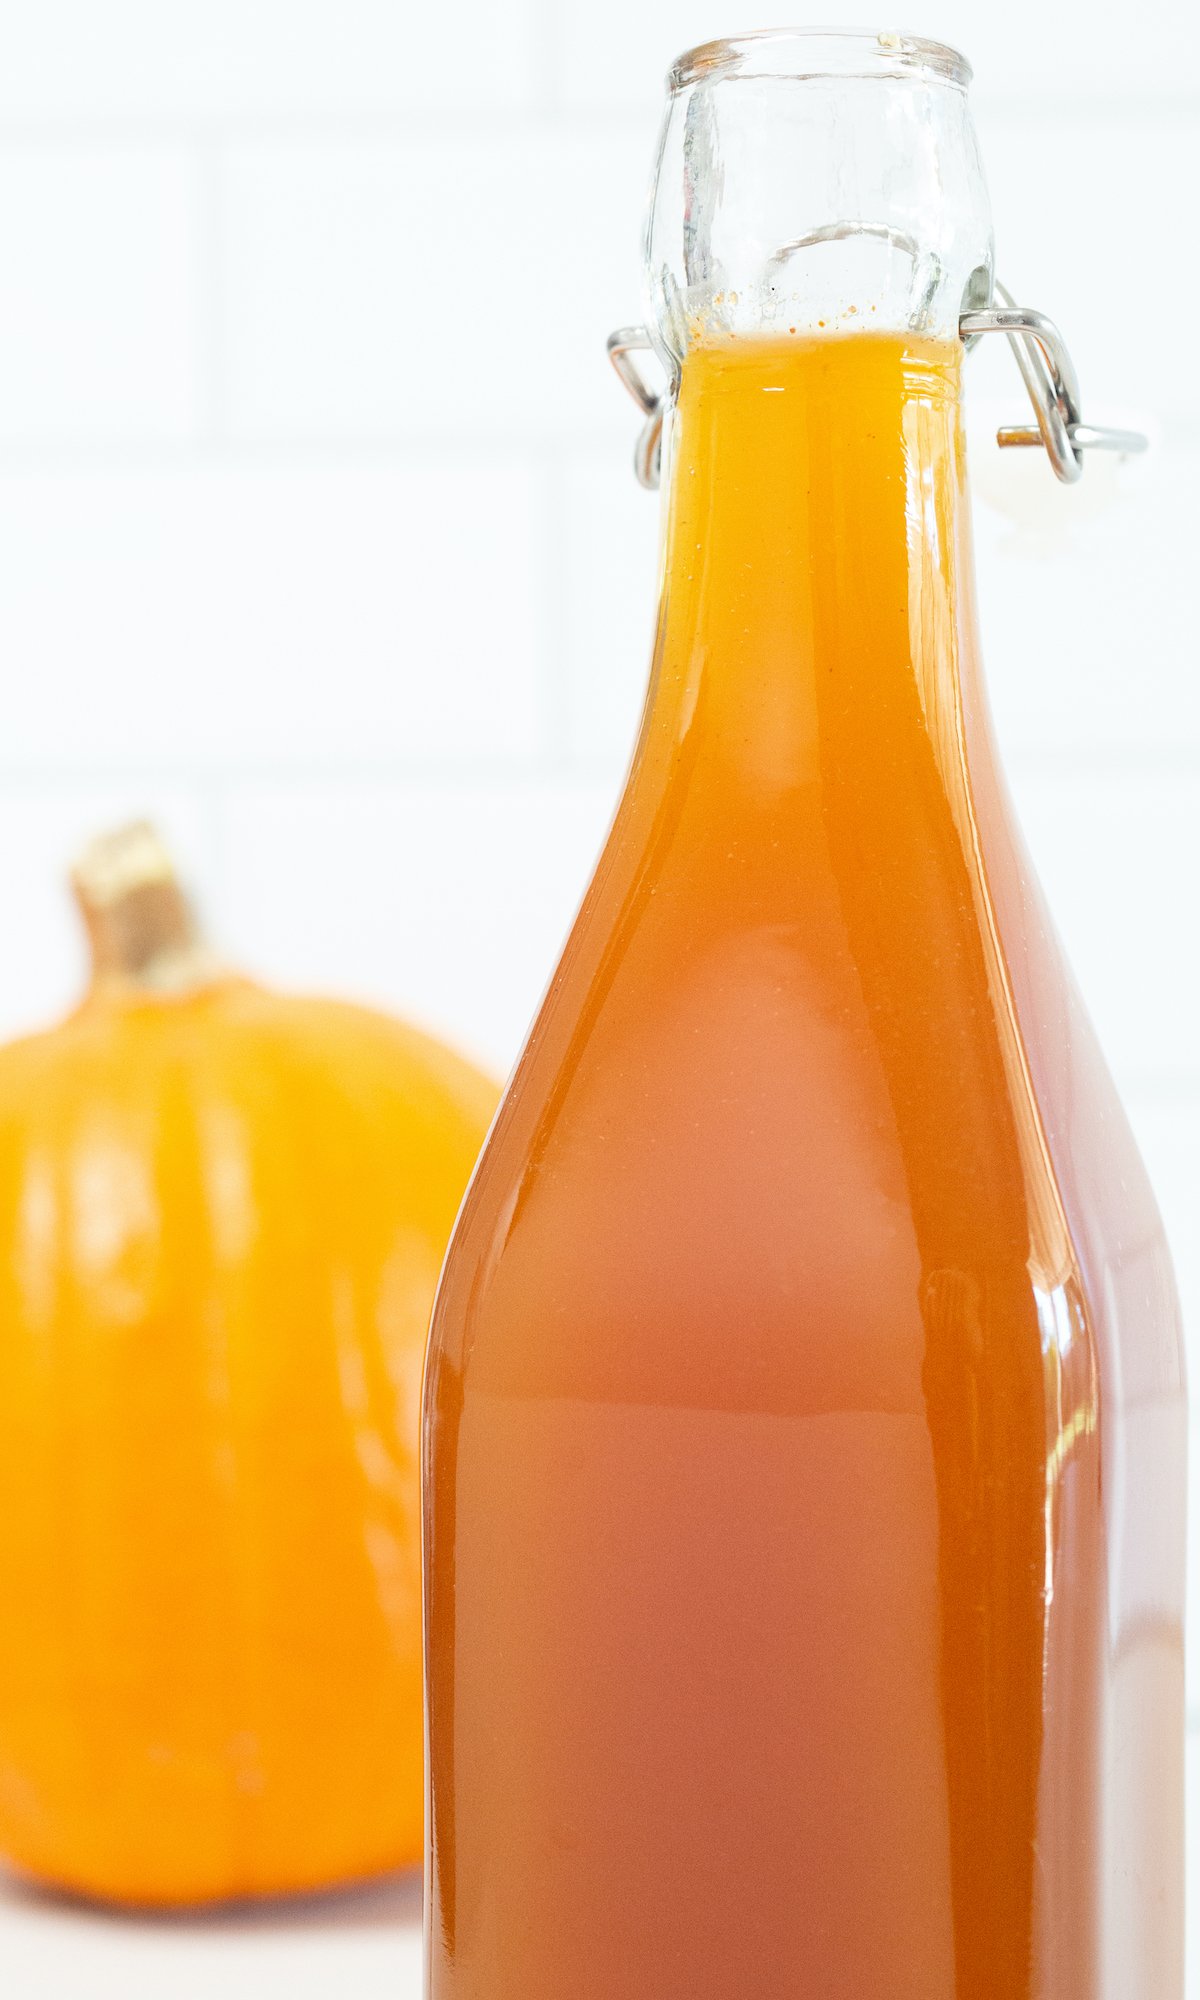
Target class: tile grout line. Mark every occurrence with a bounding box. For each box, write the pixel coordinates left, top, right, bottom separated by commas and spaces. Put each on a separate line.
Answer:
0, 425, 1197, 467
191, 135, 230, 446
1, 744, 1199, 783
0, 96, 1193, 146
0, 755, 626, 789
0, 433, 635, 467
1004, 746, 1200, 778
532, 446, 576, 769
527, 0, 565, 114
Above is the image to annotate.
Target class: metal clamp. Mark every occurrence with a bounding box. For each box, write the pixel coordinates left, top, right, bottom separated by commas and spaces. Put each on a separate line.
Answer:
960, 283, 1146, 484
606, 327, 667, 490
608, 283, 1146, 489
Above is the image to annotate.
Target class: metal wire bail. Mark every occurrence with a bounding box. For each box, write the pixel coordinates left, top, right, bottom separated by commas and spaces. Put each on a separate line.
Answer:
606, 328, 666, 490
608, 284, 1146, 489
960, 283, 1147, 484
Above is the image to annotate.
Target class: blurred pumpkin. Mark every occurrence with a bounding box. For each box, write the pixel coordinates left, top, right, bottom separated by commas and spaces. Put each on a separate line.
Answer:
0, 822, 497, 1906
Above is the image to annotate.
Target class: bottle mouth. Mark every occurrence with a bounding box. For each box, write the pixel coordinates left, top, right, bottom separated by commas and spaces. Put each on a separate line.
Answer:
669, 26, 972, 93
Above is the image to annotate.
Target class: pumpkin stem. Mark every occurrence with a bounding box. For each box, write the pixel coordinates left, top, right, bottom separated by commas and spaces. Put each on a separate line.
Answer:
71, 821, 222, 993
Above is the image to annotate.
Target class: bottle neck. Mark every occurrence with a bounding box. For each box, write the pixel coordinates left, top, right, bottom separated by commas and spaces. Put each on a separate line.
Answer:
647, 34, 992, 365
642, 330, 981, 809
620, 330, 1073, 1290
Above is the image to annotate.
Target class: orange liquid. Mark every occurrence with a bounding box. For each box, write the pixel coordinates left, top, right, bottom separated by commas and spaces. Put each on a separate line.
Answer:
424, 335, 1186, 1998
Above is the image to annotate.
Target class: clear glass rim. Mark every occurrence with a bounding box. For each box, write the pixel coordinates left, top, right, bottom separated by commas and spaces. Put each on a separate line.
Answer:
669, 26, 972, 92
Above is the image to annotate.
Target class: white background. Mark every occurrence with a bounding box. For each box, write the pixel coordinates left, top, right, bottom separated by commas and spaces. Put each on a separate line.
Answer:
0, 0, 1195, 1992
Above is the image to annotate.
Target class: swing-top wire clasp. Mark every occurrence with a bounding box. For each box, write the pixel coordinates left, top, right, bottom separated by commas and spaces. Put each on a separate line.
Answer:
607, 287, 1147, 491
959, 283, 1146, 485
606, 327, 668, 490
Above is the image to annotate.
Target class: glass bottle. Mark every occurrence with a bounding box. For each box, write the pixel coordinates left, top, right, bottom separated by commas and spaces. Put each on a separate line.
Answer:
423, 31, 1186, 2000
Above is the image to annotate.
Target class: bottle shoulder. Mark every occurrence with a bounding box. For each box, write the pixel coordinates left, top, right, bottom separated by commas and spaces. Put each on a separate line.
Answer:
431, 752, 1183, 1419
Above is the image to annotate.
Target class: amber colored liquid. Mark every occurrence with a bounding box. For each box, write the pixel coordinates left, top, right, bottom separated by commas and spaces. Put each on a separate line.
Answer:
424, 336, 1186, 1999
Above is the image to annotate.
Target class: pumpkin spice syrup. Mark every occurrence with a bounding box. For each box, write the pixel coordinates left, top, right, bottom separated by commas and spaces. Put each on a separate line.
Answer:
424, 329, 1185, 1998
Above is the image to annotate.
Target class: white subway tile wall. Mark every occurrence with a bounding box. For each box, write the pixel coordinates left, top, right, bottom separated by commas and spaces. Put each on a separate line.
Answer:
0, 147, 202, 440
0, 0, 1193, 1979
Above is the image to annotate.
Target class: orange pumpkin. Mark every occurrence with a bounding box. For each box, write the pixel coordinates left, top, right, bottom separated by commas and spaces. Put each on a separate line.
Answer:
0, 822, 496, 1906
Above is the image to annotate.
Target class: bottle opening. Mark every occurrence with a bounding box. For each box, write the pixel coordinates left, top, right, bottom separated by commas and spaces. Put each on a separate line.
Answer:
670, 27, 972, 93
648, 23, 990, 356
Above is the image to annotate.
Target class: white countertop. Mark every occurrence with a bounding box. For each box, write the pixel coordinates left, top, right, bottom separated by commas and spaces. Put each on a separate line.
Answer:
0, 1868, 424, 1999
3, 1738, 1195, 1998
